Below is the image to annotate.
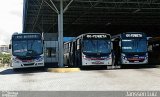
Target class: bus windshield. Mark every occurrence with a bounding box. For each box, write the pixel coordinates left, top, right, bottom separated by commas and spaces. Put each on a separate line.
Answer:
12, 40, 43, 57
83, 39, 111, 54
121, 38, 147, 53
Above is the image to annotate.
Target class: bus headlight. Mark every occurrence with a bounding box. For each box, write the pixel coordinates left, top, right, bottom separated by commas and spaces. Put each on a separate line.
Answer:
12, 58, 21, 63
82, 55, 86, 58
109, 54, 112, 58
35, 57, 43, 62
146, 53, 148, 59
121, 53, 126, 59
82, 55, 91, 61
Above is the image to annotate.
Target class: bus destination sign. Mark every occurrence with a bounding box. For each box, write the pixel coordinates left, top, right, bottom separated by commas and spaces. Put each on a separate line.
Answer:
125, 34, 142, 38
86, 35, 108, 38
13, 34, 41, 40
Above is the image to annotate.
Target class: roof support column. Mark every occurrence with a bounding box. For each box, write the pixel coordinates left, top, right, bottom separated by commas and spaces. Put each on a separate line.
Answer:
58, 0, 64, 67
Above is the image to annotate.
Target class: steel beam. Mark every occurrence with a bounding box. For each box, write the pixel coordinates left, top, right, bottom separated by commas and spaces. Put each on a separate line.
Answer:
44, 0, 59, 14
58, 0, 64, 67
32, 0, 44, 32
63, 0, 74, 13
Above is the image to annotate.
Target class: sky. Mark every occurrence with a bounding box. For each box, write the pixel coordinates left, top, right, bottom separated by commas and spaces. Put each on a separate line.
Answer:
0, 0, 23, 45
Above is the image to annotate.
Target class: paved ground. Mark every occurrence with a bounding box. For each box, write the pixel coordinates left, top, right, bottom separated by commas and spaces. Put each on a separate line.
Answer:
0, 65, 160, 91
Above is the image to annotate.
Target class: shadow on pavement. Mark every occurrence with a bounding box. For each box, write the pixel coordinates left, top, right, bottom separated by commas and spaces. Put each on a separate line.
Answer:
81, 64, 160, 70
81, 66, 111, 71
121, 64, 159, 69
0, 64, 59, 75
0, 67, 47, 75
1, 64, 159, 74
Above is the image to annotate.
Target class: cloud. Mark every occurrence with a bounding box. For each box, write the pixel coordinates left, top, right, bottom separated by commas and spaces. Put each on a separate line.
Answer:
10, 10, 22, 18
0, 0, 23, 45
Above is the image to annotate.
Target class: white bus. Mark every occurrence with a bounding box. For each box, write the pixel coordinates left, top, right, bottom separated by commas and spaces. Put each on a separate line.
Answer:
64, 33, 115, 68
10, 33, 44, 69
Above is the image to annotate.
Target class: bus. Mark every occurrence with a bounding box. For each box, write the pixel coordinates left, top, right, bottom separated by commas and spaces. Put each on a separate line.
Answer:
64, 33, 115, 68
10, 33, 44, 69
112, 32, 148, 65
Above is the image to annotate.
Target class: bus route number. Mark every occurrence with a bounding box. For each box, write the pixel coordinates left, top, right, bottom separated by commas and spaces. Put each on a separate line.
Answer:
86, 35, 107, 38
126, 34, 142, 37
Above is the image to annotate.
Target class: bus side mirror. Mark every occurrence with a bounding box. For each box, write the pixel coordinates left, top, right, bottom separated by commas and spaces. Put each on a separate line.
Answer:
111, 42, 113, 49
119, 41, 121, 47
9, 44, 11, 49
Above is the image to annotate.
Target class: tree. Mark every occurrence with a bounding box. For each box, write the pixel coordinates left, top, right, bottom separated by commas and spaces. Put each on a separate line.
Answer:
0, 52, 11, 64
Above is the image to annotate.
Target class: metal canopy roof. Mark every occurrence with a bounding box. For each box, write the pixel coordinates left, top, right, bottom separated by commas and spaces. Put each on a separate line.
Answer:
23, 0, 160, 36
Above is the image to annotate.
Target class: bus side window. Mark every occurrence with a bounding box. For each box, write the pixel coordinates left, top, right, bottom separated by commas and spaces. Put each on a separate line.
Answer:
77, 39, 80, 50
73, 41, 76, 52
69, 43, 70, 52
46, 47, 56, 57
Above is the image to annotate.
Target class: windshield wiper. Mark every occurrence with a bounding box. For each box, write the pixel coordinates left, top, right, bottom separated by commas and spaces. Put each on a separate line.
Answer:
26, 50, 38, 56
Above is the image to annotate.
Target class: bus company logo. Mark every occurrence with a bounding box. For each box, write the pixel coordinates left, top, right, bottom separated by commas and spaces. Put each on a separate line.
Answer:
86, 35, 107, 38
2, 91, 19, 97
126, 34, 142, 37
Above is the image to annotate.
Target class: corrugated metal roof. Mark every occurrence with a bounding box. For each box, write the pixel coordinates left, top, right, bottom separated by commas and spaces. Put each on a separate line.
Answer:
23, 0, 160, 36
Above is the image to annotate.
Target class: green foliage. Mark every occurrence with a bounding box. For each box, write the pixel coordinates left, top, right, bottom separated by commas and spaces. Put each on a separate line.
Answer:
0, 52, 11, 64
0, 52, 3, 57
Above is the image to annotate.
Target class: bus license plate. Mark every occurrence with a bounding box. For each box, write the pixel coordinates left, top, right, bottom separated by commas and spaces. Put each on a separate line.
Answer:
92, 61, 104, 64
